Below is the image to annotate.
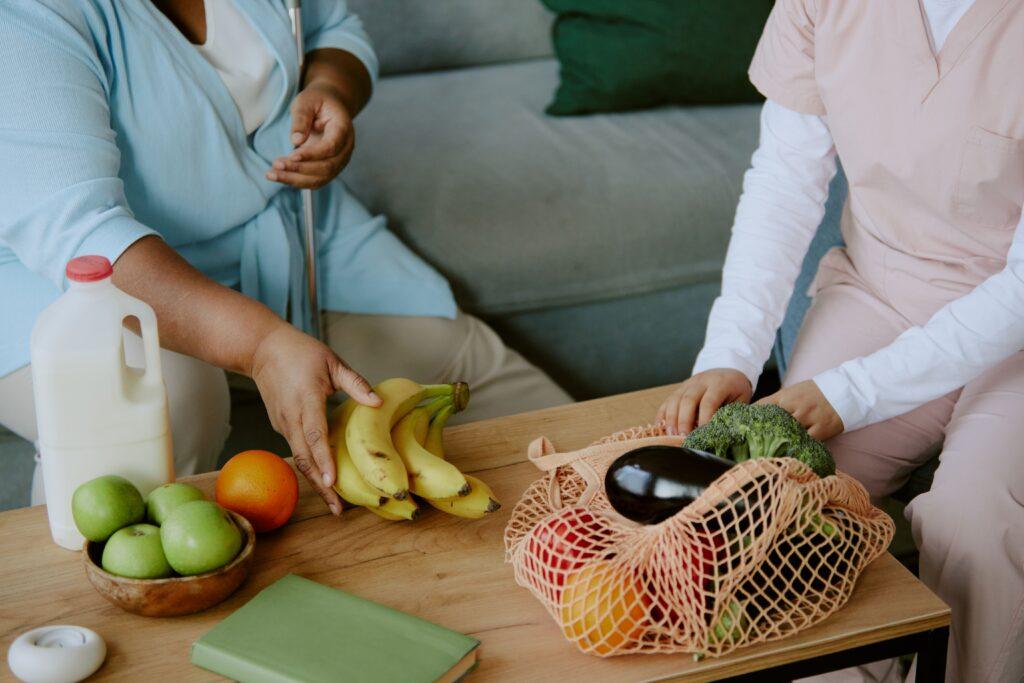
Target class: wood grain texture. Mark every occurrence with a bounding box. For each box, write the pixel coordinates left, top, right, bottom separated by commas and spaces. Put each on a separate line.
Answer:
0, 386, 949, 682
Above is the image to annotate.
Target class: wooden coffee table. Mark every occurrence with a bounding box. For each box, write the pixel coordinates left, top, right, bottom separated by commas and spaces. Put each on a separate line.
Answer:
0, 386, 950, 682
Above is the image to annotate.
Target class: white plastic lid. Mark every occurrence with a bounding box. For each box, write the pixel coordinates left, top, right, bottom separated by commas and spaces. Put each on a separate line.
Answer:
65, 256, 113, 283
7, 625, 106, 683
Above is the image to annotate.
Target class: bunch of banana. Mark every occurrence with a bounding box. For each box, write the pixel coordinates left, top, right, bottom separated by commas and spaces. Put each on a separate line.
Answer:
329, 378, 501, 521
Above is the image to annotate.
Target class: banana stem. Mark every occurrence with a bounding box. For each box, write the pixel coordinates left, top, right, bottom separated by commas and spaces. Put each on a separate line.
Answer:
419, 384, 454, 400
431, 404, 455, 428
423, 395, 453, 417
420, 382, 470, 413
451, 382, 470, 413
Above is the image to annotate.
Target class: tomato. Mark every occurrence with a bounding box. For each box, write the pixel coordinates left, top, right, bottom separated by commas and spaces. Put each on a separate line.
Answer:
645, 526, 726, 632
524, 509, 606, 600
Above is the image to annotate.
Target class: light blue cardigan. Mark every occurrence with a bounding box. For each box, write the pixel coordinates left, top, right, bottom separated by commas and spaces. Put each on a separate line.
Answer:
0, 0, 456, 378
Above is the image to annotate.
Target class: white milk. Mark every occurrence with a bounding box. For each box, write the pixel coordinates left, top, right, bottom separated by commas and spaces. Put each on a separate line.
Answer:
31, 256, 174, 549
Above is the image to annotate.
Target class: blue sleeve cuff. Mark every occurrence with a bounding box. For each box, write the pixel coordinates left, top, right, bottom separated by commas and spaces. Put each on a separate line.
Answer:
306, 32, 379, 86
69, 215, 158, 288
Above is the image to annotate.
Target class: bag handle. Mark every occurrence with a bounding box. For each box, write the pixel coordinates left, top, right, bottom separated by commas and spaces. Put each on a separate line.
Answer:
527, 434, 685, 472
527, 434, 686, 510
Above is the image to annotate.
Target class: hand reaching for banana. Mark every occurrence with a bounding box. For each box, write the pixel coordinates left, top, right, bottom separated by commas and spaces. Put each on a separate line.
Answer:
250, 324, 381, 517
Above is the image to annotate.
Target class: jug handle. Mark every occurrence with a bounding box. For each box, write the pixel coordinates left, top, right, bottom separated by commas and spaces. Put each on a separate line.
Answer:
120, 297, 163, 389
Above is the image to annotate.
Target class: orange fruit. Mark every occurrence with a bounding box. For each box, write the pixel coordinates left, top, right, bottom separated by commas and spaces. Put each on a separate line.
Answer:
215, 450, 298, 533
560, 560, 650, 656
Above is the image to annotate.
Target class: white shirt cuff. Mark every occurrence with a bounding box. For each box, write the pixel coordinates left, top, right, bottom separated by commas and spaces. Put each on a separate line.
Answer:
812, 368, 872, 432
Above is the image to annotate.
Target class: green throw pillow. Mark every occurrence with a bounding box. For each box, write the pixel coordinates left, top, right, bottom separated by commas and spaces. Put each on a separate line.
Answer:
542, 0, 774, 116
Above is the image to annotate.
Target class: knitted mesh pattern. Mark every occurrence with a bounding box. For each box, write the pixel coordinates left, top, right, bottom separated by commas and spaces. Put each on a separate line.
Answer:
504, 425, 895, 658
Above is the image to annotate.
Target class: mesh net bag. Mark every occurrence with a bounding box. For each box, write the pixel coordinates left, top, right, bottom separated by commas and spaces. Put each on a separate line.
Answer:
504, 425, 895, 658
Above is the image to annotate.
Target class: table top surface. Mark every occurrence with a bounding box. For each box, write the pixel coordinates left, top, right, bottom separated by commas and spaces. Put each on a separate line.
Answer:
0, 386, 950, 683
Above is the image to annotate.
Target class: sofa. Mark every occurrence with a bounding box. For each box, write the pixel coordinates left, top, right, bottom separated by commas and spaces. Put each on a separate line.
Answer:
0, 1, 768, 511
343, 0, 763, 399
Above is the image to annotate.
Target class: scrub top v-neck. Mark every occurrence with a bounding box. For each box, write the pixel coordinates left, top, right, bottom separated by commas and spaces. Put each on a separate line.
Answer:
750, 0, 1024, 326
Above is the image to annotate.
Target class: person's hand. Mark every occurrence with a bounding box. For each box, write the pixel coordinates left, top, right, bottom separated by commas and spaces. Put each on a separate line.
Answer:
756, 380, 844, 441
267, 82, 355, 189
657, 369, 753, 436
249, 323, 381, 515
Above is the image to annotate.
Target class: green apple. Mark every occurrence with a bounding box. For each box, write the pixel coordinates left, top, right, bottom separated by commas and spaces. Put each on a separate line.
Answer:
72, 475, 145, 542
101, 524, 173, 579
160, 501, 243, 576
146, 482, 205, 525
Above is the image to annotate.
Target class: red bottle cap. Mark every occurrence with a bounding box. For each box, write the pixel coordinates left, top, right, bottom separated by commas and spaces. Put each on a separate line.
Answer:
66, 256, 113, 283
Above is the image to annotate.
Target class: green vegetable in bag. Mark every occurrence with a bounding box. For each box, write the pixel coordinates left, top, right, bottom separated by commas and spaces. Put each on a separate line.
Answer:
684, 403, 836, 478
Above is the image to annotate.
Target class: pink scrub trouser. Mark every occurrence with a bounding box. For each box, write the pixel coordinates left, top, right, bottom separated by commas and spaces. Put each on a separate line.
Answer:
786, 280, 1024, 683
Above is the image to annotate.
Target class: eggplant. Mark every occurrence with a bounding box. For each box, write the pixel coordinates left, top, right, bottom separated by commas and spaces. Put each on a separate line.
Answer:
604, 445, 734, 524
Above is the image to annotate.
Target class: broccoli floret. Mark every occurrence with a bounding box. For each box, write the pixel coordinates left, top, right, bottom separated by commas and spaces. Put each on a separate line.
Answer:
682, 418, 743, 457
683, 403, 835, 478
797, 438, 836, 478
736, 404, 807, 460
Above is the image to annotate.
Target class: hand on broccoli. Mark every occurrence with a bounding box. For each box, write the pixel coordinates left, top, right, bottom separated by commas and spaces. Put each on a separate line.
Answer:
683, 402, 836, 478
756, 380, 844, 442
656, 369, 753, 436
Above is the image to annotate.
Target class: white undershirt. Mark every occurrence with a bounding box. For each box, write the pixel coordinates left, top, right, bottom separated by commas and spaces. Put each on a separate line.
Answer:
694, 0, 1024, 431
195, 0, 277, 134
922, 0, 975, 52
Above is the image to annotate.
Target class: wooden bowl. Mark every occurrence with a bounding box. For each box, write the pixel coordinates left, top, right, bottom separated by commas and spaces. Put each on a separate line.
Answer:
83, 511, 255, 617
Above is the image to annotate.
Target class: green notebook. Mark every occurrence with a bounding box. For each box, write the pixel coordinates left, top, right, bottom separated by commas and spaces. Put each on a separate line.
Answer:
191, 574, 480, 683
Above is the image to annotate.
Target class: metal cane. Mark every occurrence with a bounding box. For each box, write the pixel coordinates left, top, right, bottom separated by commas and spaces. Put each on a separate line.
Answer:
286, 0, 322, 340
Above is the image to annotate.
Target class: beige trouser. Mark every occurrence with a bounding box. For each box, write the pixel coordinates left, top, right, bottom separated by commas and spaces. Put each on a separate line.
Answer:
0, 312, 571, 504
788, 281, 1024, 683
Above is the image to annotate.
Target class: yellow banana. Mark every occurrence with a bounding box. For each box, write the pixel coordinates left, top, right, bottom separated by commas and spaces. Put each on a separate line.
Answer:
368, 506, 405, 521
421, 403, 502, 518
392, 399, 470, 499
424, 404, 454, 458
330, 400, 388, 508
426, 474, 501, 519
368, 495, 420, 521
412, 405, 432, 444
346, 378, 468, 499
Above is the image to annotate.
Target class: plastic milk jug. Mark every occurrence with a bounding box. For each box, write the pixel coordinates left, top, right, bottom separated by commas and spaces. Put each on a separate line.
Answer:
30, 256, 174, 549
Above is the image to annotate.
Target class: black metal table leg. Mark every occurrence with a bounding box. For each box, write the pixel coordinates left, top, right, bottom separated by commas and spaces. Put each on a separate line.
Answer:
914, 626, 949, 682
719, 626, 951, 682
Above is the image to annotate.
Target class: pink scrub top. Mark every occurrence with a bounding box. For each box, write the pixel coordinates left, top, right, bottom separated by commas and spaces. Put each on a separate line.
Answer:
749, 0, 1024, 326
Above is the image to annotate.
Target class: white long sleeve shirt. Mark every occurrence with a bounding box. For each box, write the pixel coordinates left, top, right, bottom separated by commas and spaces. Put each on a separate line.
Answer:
693, 0, 1024, 431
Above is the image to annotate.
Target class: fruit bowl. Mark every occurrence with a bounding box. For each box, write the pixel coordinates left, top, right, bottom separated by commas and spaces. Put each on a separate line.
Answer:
82, 511, 255, 617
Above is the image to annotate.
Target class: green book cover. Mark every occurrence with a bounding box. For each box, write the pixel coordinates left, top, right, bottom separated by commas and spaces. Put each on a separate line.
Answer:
191, 574, 479, 683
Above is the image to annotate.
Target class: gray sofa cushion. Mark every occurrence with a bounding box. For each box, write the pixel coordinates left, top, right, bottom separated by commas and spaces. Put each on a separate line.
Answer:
347, 0, 554, 76
345, 58, 761, 316
493, 281, 724, 399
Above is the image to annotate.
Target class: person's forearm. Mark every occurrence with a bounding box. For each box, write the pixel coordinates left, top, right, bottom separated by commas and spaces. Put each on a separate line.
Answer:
693, 101, 837, 387
302, 48, 371, 117
814, 213, 1024, 431
111, 236, 284, 376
